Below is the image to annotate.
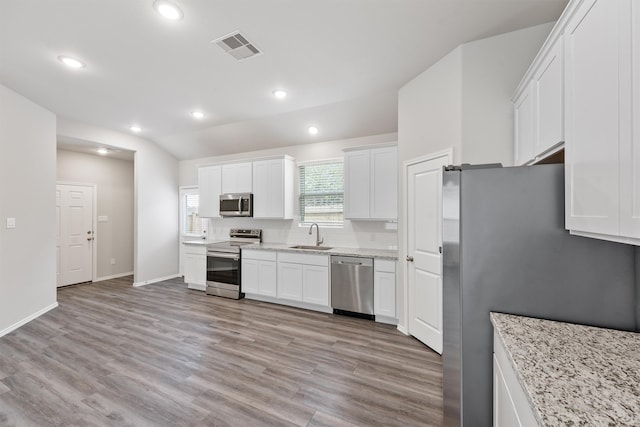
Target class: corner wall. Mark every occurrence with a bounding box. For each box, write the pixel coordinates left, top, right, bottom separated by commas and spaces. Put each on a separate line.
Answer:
57, 119, 179, 286
56, 149, 134, 279
0, 85, 57, 335
396, 23, 554, 331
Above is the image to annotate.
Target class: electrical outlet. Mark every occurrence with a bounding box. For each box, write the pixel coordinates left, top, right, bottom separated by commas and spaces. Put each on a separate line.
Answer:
6, 218, 16, 229
110, 258, 116, 265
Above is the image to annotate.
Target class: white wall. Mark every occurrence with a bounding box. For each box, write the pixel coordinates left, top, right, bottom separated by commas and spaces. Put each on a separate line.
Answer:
57, 119, 179, 286
179, 133, 399, 250
0, 84, 57, 335
57, 149, 134, 279
396, 23, 554, 331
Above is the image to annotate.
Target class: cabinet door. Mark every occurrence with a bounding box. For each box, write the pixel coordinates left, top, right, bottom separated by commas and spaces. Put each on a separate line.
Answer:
620, 2, 640, 239
370, 146, 397, 219
236, 162, 253, 193
277, 262, 303, 301
221, 164, 237, 194
198, 166, 221, 218
493, 356, 522, 427
344, 150, 371, 219
252, 160, 269, 218
374, 270, 396, 317
241, 258, 260, 294
258, 261, 277, 297
513, 82, 534, 166
184, 253, 206, 286
268, 159, 285, 218
564, 0, 620, 235
302, 265, 329, 306
534, 37, 564, 156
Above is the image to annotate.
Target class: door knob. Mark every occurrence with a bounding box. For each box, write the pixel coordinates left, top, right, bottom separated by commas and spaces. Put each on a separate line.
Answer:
406, 256, 414, 262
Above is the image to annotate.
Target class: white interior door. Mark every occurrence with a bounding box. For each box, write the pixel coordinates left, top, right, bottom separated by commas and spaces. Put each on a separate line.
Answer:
406, 151, 451, 354
56, 184, 94, 287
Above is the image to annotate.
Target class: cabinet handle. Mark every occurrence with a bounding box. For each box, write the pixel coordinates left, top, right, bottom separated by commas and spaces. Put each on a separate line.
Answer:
406, 256, 414, 262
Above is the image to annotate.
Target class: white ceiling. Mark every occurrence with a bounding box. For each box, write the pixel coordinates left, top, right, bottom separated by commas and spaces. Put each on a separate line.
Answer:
0, 0, 568, 160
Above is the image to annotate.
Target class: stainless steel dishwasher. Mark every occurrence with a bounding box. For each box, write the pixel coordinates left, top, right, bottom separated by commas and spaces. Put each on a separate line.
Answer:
331, 256, 374, 319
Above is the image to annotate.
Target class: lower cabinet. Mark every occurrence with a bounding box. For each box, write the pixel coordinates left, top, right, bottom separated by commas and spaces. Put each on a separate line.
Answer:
241, 250, 277, 297
493, 332, 538, 426
374, 260, 396, 319
183, 244, 206, 291
277, 252, 329, 306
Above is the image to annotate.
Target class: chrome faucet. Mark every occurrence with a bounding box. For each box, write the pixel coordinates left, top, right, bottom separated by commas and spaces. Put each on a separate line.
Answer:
308, 223, 324, 246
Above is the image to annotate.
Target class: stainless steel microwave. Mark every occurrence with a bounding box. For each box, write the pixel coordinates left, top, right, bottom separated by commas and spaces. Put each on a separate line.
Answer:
219, 193, 253, 217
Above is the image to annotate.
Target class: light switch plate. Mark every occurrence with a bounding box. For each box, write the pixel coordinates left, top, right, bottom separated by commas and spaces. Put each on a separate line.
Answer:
98, 216, 108, 222
6, 218, 16, 229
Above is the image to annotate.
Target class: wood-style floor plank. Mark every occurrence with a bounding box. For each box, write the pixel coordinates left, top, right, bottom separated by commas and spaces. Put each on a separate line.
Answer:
0, 276, 443, 426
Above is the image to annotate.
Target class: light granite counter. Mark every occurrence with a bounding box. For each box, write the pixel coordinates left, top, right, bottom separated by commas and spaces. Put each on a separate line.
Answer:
490, 312, 640, 426
245, 242, 398, 260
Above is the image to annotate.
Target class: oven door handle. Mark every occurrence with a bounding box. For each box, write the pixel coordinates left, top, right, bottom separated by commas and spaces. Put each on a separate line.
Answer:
207, 252, 240, 260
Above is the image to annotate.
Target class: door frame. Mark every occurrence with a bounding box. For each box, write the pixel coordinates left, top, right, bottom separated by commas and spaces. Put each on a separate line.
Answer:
401, 148, 452, 335
56, 181, 98, 283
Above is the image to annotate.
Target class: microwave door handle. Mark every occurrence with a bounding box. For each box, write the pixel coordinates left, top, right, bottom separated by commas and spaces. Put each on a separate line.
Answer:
238, 198, 242, 213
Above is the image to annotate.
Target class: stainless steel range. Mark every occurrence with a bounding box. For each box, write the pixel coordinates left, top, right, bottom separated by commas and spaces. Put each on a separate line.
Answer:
206, 229, 262, 299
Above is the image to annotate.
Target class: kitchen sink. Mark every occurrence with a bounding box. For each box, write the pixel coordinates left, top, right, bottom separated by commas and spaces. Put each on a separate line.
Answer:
289, 245, 333, 251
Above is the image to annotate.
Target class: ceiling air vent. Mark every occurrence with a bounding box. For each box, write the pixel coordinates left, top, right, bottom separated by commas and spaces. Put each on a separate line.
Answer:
212, 31, 261, 61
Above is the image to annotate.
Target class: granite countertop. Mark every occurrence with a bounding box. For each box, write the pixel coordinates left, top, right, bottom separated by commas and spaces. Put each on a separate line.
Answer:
490, 312, 640, 426
246, 242, 398, 260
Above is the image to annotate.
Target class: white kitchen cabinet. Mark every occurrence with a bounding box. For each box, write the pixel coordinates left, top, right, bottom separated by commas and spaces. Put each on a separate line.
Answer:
344, 145, 397, 220
277, 252, 329, 306
183, 244, 206, 291
564, 0, 640, 244
241, 250, 276, 297
374, 260, 396, 320
533, 36, 564, 157
252, 157, 295, 219
513, 82, 534, 166
222, 162, 252, 194
277, 262, 302, 301
302, 265, 329, 306
197, 165, 222, 218
493, 332, 539, 426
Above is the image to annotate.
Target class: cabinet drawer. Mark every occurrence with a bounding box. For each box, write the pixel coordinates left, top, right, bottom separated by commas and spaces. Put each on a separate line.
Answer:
184, 244, 207, 255
242, 249, 276, 262
374, 259, 396, 273
278, 252, 329, 266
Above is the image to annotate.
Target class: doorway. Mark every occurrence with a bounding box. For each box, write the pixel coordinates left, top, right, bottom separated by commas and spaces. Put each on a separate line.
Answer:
56, 183, 95, 287
404, 149, 451, 354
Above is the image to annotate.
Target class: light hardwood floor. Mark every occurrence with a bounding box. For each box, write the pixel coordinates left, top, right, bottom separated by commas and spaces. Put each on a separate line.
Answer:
0, 276, 443, 426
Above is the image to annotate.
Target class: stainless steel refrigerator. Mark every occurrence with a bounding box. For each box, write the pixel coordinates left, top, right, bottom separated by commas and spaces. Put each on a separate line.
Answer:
441, 163, 638, 427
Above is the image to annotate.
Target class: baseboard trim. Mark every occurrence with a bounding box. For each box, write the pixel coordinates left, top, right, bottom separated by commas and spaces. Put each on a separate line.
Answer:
375, 315, 398, 325
396, 324, 409, 335
244, 294, 333, 314
0, 302, 59, 338
133, 274, 181, 287
94, 271, 134, 282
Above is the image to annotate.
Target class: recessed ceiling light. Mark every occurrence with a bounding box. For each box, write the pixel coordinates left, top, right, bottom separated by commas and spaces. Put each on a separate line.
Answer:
58, 56, 85, 69
272, 89, 287, 99
130, 125, 142, 133
308, 126, 319, 135
97, 148, 109, 155
191, 111, 205, 120
153, 0, 183, 20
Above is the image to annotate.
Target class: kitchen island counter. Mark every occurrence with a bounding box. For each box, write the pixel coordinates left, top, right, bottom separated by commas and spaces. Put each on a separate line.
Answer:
491, 312, 640, 426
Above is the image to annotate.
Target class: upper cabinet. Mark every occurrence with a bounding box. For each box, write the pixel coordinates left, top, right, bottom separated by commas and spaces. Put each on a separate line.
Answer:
344, 145, 398, 220
222, 162, 252, 194
564, 0, 640, 244
252, 157, 295, 219
516, 0, 639, 245
198, 165, 222, 218
513, 33, 564, 166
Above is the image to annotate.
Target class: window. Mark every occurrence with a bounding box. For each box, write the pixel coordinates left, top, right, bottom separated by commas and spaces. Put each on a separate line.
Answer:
182, 191, 208, 236
299, 160, 344, 224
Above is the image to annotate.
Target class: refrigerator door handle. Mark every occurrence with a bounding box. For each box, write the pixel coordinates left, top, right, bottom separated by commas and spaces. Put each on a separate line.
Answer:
406, 256, 414, 262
